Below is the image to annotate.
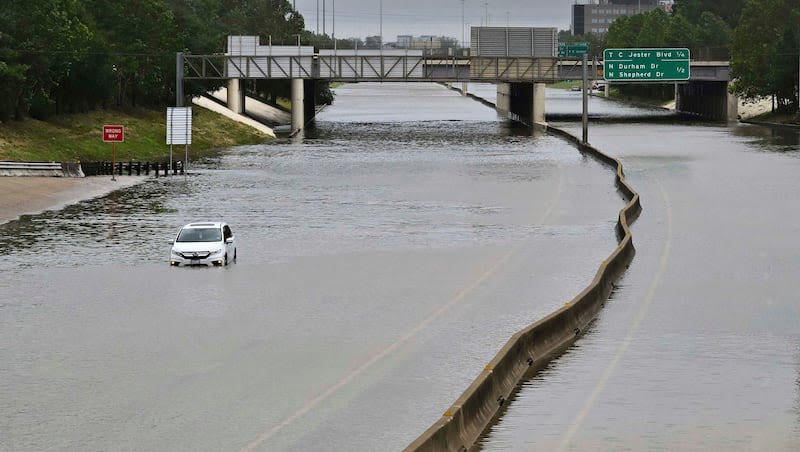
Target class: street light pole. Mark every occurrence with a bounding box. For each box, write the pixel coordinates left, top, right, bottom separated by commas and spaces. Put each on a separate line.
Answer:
461, 0, 465, 48
380, 0, 383, 48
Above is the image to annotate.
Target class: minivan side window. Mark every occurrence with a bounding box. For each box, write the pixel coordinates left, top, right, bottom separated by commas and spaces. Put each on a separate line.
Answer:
223, 226, 232, 240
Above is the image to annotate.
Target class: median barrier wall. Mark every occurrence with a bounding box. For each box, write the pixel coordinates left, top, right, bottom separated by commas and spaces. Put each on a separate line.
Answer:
405, 125, 641, 451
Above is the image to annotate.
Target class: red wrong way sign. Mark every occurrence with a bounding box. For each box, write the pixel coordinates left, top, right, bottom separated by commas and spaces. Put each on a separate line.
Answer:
103, 124, 125, 142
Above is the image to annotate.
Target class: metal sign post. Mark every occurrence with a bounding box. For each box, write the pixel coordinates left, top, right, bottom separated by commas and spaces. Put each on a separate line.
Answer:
582, 53, 589, 144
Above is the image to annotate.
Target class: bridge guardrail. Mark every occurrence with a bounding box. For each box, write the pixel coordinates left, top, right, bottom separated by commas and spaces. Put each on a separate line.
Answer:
183, 54, 562, 83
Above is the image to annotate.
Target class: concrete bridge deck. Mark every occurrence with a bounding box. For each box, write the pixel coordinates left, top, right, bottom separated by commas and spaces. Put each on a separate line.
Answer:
178, 39, 732, 134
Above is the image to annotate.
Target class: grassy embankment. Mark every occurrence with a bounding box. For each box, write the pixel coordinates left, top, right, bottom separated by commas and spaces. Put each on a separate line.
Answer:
0, 108, 271, 163
747, 110, 800, 125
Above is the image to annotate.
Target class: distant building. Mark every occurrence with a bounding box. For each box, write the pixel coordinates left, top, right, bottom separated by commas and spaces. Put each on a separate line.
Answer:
394, 35, 445, 50
396, 35, 413, 48
571, 0, 671, 36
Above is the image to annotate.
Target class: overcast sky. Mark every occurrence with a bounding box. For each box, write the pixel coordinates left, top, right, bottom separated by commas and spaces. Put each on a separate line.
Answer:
291, 0, 576, 44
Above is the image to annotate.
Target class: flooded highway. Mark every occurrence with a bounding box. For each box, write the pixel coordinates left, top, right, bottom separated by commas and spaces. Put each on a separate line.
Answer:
3, 81, 797, 451
479, 93, 800, 450
0, 83, 623, 451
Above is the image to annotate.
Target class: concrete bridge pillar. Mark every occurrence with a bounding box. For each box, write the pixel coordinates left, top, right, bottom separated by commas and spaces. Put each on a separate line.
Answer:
291, 78, 304, 134
304, 79, 317, 126
676, 80, 737, 121
227, 79, 244, 114
499, 82, 547, 127
726, 89, 739, 121
496, 83, 511, 116
532, 82, 546, 127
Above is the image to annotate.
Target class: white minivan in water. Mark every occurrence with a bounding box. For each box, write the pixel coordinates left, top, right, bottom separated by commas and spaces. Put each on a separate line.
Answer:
170, 222, 237, 266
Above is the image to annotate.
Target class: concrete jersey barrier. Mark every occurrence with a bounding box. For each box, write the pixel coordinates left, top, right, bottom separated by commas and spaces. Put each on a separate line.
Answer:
405, 126, 641, 451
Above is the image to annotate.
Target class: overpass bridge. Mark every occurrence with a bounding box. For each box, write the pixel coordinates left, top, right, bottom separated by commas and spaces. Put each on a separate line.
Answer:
179, 36, 734, 133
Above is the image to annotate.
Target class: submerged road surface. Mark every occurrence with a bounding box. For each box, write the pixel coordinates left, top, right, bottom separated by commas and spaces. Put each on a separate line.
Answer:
479, 95, 800, 450
0, 83, 624, 451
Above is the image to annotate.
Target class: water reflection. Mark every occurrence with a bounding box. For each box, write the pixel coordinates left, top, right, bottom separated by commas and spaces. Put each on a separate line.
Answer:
730, 123, 800, 153
0, 179, 177, 270
0, 116, 572, 273
796, 344, 800, 436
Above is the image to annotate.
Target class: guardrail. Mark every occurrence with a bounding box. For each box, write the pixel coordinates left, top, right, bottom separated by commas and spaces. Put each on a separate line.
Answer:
405, 126, 641, 451
81, 161, 184, 177
0, 161, 83, 177
1, 161, 185, 178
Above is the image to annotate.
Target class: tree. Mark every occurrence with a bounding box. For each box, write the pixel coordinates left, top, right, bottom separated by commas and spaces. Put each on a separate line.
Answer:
636, 9, 670, 47
693, 12, 732, 59
0, 57, 29, 121
673, 0, 746, 28
0, 0, 326, 120
663, 13, 697, 49
1, 0, 92, 119
604, 15, 645, 49
730, 0, 800, 111
219, 0, 304, 46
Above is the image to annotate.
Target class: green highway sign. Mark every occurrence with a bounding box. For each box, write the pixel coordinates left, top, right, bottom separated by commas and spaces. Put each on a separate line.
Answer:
558, 42, 589, 58
603, 48, 690, 81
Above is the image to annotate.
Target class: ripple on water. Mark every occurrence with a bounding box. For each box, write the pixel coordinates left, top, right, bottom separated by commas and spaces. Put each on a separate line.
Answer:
0, 120, 589, 272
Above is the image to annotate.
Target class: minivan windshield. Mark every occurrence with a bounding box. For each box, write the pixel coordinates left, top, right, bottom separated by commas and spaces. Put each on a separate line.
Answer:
176, 227, 222, 242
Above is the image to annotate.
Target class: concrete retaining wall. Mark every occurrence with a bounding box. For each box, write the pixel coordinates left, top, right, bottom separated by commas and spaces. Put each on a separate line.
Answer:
0, 161, 84, 177
405, 126, 641, 451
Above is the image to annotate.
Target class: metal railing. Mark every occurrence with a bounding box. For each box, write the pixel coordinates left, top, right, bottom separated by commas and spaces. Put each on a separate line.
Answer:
182, 54, 560, 83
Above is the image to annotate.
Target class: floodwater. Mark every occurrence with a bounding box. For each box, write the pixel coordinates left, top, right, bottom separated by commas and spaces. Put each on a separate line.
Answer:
479, 96, 800, 450
465, 82, 676, 119
0, 83, 623, 451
